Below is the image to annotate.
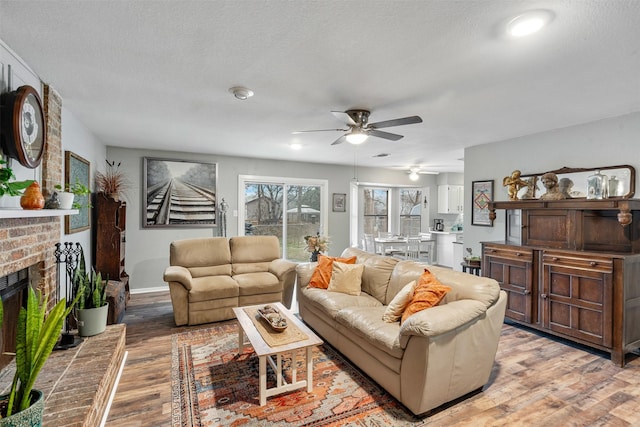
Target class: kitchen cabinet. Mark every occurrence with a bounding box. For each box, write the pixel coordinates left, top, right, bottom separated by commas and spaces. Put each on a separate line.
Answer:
438, 185, 464, 214
483, 199, 640, 366
432, 231, 459, 268
453, 241, 464, 271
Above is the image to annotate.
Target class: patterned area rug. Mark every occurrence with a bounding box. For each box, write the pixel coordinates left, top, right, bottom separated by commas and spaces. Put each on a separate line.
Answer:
171, 322, 427, 426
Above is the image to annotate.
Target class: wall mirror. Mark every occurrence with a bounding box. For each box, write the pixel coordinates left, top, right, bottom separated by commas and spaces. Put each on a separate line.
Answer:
516, 165, 635, 200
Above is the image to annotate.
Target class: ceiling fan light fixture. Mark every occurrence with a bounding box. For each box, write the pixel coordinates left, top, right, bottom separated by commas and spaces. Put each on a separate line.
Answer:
346, 131, 368, 145
409, 171, 420, 181
228, 86, 254, 100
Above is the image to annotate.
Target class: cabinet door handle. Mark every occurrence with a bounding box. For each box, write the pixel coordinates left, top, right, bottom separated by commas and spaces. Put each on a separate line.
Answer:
541, 293, 548, 299
590, 261, 597, 266
516, 252, 522, 256
487, 249, 494, 253
524, 290, 531, 295
552, 257, 559, 262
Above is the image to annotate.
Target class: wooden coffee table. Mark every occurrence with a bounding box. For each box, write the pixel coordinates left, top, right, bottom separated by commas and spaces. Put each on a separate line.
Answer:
232, 302, 323, 406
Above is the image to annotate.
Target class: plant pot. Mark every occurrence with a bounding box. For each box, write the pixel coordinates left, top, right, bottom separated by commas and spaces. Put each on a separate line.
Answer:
0, 389, 44, 427
77, 304, 109, 337
57, 192, 75, 210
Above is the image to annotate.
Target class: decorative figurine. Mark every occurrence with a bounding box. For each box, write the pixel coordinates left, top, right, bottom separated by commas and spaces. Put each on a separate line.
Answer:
502, 170, 529, 201
521, 176, 539, 200
219, 198, 229, 237
539, 172, 565, 200
44, 191, 61, 209
558, 177, 574, 199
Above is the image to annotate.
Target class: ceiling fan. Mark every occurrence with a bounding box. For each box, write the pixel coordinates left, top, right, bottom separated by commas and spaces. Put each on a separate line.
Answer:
293, 109, 423, 146
406, 166, 439, 181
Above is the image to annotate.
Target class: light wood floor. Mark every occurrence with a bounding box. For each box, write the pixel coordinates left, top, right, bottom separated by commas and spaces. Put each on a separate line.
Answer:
106, 291, 640, 426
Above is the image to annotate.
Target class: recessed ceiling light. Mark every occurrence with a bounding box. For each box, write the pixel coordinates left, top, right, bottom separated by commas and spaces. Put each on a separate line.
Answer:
507, 10, 553, 37
228, 86, 254, 100
290, 143, 302, 150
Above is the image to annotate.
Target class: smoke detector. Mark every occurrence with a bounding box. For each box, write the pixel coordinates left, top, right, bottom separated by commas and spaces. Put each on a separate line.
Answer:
229, 86, 254, 100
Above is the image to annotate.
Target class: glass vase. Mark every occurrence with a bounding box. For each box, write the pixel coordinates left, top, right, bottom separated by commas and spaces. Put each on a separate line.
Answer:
587, 170, 608, 200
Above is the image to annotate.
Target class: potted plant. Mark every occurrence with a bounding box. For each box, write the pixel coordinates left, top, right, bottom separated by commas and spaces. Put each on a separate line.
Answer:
95, 160, 129, 201
72, 247, 109, 337
0, 288, 76, 424
0, 159, 33, 199
54, 180, 91, 210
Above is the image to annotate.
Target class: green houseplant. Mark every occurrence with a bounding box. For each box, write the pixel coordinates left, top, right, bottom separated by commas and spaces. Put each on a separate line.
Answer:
0, 159, 33, 198
72, 247, 109, 337
54, 180, 91, 210
0, 287, 76, 423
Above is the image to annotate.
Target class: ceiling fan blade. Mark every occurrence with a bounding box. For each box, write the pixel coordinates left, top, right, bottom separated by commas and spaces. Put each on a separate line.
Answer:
331, 135, 347, 145
367, 129, 404, 141
331, 111, 357, 126
292, 128, 348, 134
369, 115, 423, 129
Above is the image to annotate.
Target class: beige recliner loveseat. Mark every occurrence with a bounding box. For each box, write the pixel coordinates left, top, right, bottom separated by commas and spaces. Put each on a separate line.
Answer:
164, 236, 297, 326
296, 247, 507, 415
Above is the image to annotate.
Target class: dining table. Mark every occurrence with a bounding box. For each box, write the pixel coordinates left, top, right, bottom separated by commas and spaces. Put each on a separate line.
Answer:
373, 235, 435, 263
373, 236, 409, 255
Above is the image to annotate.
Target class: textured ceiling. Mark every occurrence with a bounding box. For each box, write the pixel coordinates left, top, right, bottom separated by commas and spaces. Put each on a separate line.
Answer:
1, 0, 639, 173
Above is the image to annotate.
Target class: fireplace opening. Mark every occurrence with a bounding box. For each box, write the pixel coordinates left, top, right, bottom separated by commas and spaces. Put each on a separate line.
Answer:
0, 267, 30, 371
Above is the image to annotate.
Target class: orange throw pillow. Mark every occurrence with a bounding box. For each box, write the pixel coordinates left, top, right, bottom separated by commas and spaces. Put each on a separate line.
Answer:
308, 255, 357, 289
401, 269, 451, 324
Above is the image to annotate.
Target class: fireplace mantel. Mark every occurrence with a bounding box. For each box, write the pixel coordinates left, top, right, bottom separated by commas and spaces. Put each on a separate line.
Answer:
0, 208, 79, 219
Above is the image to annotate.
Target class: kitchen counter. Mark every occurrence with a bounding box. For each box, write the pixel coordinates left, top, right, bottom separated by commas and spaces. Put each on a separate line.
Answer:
429, 229, 464, 235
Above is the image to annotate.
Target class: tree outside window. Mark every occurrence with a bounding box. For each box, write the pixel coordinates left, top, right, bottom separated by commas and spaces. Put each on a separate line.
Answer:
363, 188, 388, 235
400, 189, 422, 236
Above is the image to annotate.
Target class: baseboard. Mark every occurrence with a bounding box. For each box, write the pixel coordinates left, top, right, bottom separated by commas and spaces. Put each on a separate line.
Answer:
130, 286, 168, 295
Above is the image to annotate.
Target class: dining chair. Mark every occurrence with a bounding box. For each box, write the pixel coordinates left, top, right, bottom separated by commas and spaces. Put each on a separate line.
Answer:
363, 234, 377, 254
419, 239, 435, 264
404, 237, 421, 260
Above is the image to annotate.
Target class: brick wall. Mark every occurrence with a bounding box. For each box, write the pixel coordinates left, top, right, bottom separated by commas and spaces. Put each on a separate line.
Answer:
0, 84, 62, 303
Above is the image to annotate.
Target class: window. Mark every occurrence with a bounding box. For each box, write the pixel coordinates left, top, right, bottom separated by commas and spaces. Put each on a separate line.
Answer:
240, 176, 327, 261
400, 188, 422, 236
351, 183, 428, 248
363, 188, 389, 235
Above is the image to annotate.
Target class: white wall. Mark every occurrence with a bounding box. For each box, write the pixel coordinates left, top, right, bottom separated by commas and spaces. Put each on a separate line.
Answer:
60, 108, 107, 269
463, 111, 640, 257
0, 39, 41, 205
106, 146, 440, 292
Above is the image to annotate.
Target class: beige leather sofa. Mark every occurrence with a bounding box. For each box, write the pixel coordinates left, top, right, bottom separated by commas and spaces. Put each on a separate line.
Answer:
296, 247, 507, 415
164, 236, 297, 326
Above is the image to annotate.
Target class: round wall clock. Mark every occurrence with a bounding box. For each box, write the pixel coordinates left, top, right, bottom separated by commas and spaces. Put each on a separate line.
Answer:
1, 85, 47, 168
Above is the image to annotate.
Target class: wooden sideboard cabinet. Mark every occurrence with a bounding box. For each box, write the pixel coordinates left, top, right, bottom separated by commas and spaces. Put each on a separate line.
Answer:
484, 199, 640, 366
93, 192, 130, 320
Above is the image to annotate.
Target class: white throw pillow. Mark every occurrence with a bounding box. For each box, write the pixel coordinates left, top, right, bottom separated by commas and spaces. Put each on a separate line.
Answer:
327, 261, 365, 296
382, 280, 416, 323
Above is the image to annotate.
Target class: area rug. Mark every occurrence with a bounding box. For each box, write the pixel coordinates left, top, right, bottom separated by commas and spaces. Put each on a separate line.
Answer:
171, 322, 427, 426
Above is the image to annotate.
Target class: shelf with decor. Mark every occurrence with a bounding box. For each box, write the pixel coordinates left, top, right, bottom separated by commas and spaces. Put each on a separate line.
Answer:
0, 208, 79, 219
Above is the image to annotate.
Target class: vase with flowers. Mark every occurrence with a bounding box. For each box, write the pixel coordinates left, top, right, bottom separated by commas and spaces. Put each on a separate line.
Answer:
304, 232, 329, 262
95, 160, 130, 201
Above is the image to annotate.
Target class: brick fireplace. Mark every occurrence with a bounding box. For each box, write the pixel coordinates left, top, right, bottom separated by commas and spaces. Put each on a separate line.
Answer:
0, 84, 63, 369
